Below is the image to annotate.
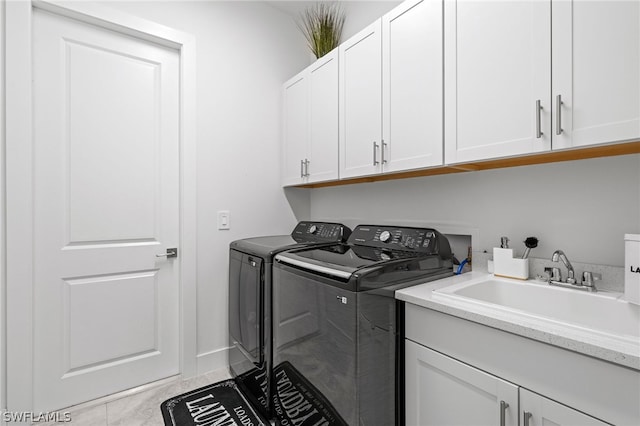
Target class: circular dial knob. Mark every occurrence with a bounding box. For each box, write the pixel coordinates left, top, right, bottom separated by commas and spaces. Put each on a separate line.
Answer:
308, 225, 317, 234
379, 230, 392, 243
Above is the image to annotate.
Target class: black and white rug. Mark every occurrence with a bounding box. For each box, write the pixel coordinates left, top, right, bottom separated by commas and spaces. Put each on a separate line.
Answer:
160, 379, 268, 426
272, 361, 347, 426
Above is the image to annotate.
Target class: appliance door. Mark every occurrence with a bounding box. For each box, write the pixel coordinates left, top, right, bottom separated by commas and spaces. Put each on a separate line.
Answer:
273, 263, 399, 426
229, 249, 263, 364
273, 263, 356, 426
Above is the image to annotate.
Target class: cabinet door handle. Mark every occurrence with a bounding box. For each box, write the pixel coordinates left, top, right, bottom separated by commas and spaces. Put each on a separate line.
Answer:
381, 140, 388, 164
300, 159, 305, 178
536, 100, 543, 139
524, 411, 533, 426
556, 94, 563, 135
373, 141, 380, 165
304, 159, 310, 177
499, 401, 509, 426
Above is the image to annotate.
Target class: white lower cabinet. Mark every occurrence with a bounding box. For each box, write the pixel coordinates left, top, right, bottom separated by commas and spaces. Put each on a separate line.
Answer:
520, 388, 608, 426
406, 340, 609, 426
405, 340, 518, 426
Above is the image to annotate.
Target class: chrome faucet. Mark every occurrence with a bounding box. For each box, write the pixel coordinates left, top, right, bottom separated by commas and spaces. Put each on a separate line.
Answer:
546, 249, 599, 292
551, 250, 576, 284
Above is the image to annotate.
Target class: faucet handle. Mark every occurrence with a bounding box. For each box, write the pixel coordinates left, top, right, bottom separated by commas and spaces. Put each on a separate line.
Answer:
544, 267, 561, 282
581, 271, 601, 288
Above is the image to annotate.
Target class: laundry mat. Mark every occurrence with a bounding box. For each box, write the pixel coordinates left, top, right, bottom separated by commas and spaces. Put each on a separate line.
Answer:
272, 361, 347, 426
160, 380, 268, 426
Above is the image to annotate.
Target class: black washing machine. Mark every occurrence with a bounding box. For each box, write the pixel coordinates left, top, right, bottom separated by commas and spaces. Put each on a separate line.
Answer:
272, 225, 453, 426
228, 221, 351, 420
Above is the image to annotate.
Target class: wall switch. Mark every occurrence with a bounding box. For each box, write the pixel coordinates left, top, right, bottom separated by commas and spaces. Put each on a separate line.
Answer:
217, 210, 230, 230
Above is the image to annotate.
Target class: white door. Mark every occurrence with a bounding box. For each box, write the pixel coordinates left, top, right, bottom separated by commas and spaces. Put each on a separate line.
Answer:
552, 0, 640, 149
382, 0, 443, 173
520, 389, 608, 426
339, 20, 383, 179
444, 0, 551, 164
32, 9, 180, 411
405, 340, 518, 426
282, 73, 308, 186
308, 50, 339, 184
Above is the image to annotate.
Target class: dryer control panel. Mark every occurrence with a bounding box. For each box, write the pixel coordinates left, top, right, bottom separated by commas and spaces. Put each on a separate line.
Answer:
291, 221, 352, 243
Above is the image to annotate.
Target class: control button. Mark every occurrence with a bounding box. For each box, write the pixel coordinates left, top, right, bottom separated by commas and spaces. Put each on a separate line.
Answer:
309, 224, 317, 234
380, 230, 391, 243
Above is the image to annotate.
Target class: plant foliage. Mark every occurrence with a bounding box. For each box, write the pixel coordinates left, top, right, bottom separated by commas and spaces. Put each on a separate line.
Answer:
298, 3, 346, 59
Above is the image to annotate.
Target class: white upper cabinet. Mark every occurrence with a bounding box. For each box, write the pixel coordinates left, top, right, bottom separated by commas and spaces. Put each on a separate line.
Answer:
444, 0, 552, 164
339, 20, 383, 179
282, 73, 309, 186
552, 0, 640, 149
282, 51, 339, 186
284, 0, 640, 186
340, 0, 444, 179
308, 51, 340, 183
382, 0, 444, 173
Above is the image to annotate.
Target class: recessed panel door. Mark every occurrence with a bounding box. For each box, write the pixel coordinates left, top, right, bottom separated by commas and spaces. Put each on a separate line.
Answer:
552, 0, 640, 149
405, 341, 519, 426
282, 74, 309, 186
32, 9, 180, 411
444, 0, 551, 163
382, 0, 444, 173
339, 20, 383, 178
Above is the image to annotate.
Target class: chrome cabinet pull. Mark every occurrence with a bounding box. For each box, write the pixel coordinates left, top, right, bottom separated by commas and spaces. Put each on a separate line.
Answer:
381, 140, 388, 164
499, 401, 509, 426
304, 159, 310, 177
524, 411, 532, 426
373, 141, 380, 165
300, 159, 304, 178
536, 100, 543, 138
556, 94, 563, 135
156, 248, 178, 259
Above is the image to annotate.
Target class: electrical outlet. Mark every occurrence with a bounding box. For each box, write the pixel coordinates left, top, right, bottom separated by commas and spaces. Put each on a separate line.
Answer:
217, 210, 230, 230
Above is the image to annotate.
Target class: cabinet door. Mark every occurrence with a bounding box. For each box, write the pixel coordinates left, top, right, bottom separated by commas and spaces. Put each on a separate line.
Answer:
405, 340, 518, 426
339, 20, 382, 178
382, 0, 443, 173
308, 50, 339, 183
552, 1, 640, 149
282, 73, 308, 186
444, 0, 551, 164
520, 389, 609, 426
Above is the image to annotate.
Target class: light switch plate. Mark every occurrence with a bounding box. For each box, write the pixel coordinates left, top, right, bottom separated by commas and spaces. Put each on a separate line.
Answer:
217, 210, 230, 230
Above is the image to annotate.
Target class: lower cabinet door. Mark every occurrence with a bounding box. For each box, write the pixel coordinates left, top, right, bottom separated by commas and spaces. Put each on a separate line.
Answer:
405, 340, 518, 426
520, 389, 609, 426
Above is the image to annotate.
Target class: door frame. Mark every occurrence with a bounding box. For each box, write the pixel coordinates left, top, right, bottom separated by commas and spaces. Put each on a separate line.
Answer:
3, 0, 197, 414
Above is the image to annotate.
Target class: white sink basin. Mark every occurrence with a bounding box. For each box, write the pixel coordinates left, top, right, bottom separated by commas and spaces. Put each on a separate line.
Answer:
433, 277, 640, 348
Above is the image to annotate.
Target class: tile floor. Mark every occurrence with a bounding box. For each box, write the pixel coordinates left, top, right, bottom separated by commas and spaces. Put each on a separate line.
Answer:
40, 367, 232, 426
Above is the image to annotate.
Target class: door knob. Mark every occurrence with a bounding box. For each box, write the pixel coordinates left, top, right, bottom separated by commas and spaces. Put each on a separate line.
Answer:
156, 248, 178, 258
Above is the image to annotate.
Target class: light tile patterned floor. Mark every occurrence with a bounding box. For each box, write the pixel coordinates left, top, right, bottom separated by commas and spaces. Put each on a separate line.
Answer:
39, 367, 232, 426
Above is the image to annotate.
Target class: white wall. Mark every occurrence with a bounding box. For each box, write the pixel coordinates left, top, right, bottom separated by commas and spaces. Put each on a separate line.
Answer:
268, 1, 401, 42
340, 1, 401, 39
98, 1, 311, 372
310, 154, 640, 267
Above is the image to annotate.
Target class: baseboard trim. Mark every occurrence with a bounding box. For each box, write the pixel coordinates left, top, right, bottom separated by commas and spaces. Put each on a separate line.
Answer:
196, 347, 230, 376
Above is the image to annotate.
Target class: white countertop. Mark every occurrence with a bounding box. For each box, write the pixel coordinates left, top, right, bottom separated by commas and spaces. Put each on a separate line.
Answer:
396, 271, 640, 370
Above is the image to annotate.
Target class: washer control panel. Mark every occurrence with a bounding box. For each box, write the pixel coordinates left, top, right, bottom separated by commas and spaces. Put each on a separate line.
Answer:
347, 225, 448, 254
